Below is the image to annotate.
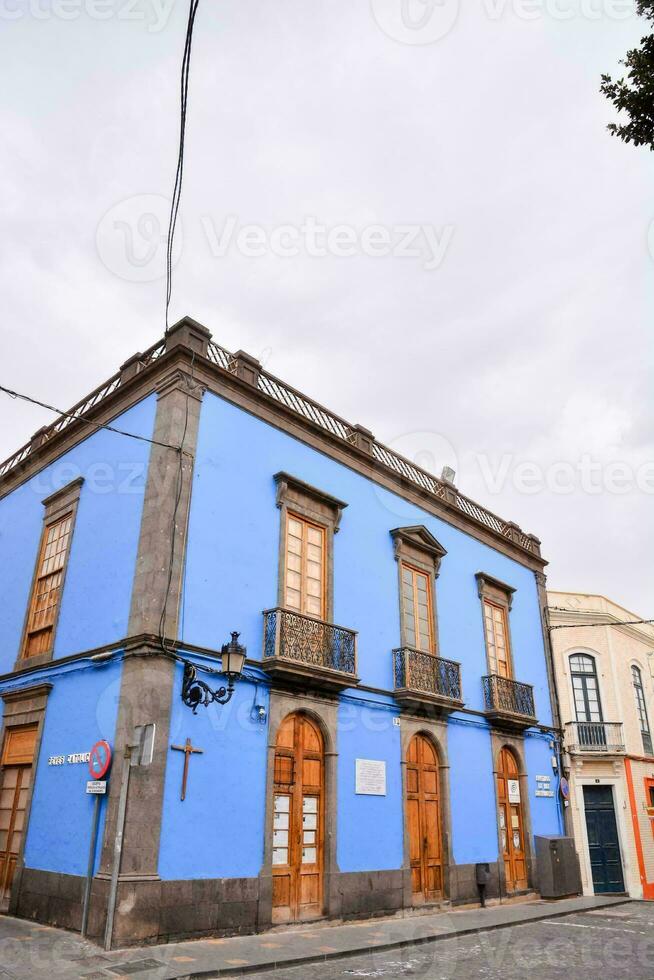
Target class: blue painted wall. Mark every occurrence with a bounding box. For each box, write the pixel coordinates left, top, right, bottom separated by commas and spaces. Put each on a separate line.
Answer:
336, 695, 403, 873
0, 396, 156, 668
170, 391, 560, 881
447, 717, 499, 865
19, 657, 123, 875
158, 662, 270, 880
183, 392, 552, 726
524, 732, 563, 836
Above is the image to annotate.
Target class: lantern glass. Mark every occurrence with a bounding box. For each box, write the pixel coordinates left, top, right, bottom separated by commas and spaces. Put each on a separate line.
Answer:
222, 645, 245, 678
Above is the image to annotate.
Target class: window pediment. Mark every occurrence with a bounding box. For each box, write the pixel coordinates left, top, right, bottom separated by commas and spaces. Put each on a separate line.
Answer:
390, 525, 447, 576
476, 572, 516, 610
274, 472, 347, 532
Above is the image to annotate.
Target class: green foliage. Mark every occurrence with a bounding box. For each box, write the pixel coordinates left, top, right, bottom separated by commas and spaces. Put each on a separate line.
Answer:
601, 0, 654, 149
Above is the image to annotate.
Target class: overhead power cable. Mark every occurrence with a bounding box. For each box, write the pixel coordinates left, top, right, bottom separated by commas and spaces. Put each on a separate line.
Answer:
0, 384, 182, 454
165, 0, 200, 332
548, 617, 654, 630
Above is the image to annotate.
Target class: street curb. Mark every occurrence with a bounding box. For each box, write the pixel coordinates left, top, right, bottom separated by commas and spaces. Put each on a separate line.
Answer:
176, 898, 633, 980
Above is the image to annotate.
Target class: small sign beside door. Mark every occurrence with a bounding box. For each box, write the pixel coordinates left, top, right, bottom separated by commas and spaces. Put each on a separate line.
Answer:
355, 759, 386, 796
507, 779, 521, 804
86, 780, 107, 794
535, 774, 554, 798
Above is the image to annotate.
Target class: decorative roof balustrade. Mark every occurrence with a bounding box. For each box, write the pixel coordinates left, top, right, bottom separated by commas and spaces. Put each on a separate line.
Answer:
0, 329, 541, 561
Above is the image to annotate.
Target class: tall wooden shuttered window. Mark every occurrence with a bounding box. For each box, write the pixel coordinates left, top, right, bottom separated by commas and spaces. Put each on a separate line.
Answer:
22, 513, 73, 659
284, 514, 325, 619
483, 599, 511, 678
400, 563, 434, 652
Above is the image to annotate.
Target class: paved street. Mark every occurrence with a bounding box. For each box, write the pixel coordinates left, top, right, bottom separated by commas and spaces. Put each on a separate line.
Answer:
245, 903, 654, 980
0, 897, 650, 980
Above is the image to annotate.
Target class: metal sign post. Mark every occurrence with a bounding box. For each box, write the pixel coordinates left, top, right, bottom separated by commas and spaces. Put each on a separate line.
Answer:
81, 741, 112, 938
104, 743, 135, 951
103, 725, 155, 951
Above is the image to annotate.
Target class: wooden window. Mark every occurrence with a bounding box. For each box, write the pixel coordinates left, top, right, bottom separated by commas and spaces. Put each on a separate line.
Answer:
401, 563, 434, 652
483, 600, 511, 678
284, 514, 325, 619
476, 573, 515, 680
22, 513, 73, 659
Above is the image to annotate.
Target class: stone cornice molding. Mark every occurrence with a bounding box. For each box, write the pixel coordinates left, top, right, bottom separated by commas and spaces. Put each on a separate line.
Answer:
0, 318, 547, 571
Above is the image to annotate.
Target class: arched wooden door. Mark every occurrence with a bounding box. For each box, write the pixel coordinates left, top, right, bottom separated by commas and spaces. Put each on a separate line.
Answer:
496, 747, 527, 893
406, 734, 443, 903
271, 713, 324, 923
0, 725, 37, 911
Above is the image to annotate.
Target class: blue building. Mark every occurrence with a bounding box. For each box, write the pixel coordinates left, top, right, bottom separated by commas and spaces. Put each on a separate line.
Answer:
0, 318, 569, 946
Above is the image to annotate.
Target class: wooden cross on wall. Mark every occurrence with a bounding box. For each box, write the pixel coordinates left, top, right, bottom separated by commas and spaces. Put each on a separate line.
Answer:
170, 738, 203, 801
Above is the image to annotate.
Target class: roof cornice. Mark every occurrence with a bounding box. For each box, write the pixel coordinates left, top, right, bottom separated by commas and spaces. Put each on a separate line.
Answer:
0, 316, 547, 570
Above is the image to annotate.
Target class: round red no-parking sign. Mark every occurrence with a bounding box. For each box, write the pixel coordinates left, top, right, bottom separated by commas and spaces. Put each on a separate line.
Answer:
89, 740, 112, 780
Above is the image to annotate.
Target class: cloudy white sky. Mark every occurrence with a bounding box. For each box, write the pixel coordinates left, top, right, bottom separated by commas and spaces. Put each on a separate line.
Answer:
1, 0, 652, 613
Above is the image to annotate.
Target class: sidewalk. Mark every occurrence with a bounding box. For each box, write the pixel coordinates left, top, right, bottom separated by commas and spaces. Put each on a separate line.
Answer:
0, 894, 630, 980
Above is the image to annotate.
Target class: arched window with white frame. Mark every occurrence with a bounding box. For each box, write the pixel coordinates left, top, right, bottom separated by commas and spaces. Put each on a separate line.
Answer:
569, 653, 605, 748
632, 665, 652, 756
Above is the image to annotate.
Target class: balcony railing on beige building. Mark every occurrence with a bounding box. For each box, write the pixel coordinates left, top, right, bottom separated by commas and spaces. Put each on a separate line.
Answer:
564, 721, 625, 754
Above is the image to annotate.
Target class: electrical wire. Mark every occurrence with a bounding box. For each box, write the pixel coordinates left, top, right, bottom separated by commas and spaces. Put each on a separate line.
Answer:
165, 0, 201, 332
0, 384, 182, 453
549, 618, 654, 630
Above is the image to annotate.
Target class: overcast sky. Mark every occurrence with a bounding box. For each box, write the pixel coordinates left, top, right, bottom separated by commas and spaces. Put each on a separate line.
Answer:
1, 0, 652, 614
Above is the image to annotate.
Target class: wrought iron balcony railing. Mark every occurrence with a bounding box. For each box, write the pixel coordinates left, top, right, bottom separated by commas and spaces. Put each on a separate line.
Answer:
482, 674, 536, 726
564, 721, 625, 754
262, 608, 358, 689
393, 647, 463, 709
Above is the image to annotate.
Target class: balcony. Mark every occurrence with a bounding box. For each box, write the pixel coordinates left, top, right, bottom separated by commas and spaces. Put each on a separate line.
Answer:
262, 608, 359, 691
393, 647, 464, 714
564, 721, 625, 754
482, 674, 537, 730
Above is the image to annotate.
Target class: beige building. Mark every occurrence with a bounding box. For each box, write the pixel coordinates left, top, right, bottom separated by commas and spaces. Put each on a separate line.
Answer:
548, 592, 654, 899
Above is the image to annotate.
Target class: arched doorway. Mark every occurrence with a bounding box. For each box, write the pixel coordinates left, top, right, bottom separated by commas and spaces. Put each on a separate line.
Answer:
496, 747, 527, 893
405, 733, 444, 903
271, 713, 324, 923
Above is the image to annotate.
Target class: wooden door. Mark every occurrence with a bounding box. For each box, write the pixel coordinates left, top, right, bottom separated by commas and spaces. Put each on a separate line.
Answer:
0, 725, 37, 909
496, 747, 527, 893
406, 734, 443, 903
271, 713, 324, 923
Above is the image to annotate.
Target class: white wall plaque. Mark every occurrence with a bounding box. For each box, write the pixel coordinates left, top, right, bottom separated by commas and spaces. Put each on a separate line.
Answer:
507, 779, 521, 804
355, 759, 386, 796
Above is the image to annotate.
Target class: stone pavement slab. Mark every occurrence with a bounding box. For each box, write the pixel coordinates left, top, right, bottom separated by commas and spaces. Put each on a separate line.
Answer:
0, 895, 630, 980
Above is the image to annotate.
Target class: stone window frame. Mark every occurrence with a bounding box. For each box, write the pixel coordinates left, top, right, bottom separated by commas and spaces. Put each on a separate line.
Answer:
274, 473, 347, 624
391, 526, 447, 655
17, 478, 84, 670
476, 572, 516, 680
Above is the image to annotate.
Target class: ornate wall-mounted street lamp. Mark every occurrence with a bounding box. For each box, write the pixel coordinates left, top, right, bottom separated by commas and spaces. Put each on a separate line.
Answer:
181, 631, 246, 713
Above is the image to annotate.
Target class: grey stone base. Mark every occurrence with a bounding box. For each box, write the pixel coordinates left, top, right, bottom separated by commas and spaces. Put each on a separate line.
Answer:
336, 870, 405, 919
448, 862, 501, 905
13, 862, 533, 947
14, 869, 260, 947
